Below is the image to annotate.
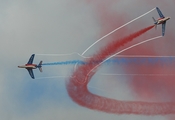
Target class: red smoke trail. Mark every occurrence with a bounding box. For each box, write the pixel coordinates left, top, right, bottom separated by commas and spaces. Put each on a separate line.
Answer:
74, 25, 154, 84
66, 25, 175, 115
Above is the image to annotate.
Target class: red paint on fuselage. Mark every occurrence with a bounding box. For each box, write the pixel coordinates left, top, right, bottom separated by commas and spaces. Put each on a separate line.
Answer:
157, 17, 170, 25
25, 64, 37, 66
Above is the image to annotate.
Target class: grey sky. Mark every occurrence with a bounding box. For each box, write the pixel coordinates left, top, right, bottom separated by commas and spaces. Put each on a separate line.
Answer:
0, 0, 174, 120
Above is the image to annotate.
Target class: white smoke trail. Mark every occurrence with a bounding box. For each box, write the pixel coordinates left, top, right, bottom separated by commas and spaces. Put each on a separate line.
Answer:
81, 7, 156, 55
35, 8, 162, 82
35, 36, 163, 81
35, 75, 75, 80
36, 7, 156, 59
35, 52, 89, 58
85, 36, 163, 81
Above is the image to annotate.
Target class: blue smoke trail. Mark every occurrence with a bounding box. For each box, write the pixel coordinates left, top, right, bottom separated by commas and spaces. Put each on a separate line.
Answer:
41, 57, 175, 66
42, 60, 86, 65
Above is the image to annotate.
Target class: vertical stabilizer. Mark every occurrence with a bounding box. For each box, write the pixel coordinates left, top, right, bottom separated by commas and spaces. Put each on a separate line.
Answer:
152, 17, 156, 23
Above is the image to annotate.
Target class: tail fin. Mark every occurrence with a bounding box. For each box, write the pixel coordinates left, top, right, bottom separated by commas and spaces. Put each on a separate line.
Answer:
152, 17, 156, 23
152, 17, 157, 29
38, 61, 43, 72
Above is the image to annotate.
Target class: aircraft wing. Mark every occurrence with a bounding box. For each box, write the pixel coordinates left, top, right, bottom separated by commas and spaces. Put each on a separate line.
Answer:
162, 22, 166, 36
27, 69, 35, 79
27, 54, 35, 64
156, 7, 165, 18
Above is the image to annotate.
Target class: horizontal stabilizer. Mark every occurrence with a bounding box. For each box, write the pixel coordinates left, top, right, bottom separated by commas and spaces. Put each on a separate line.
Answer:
39, 67, 42, 72
38, 61, 43, 72
152, 17, 156, 23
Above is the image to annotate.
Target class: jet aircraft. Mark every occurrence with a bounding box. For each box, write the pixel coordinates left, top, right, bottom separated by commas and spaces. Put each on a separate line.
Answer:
152, 7, 170, 36
18, 54, 42, 79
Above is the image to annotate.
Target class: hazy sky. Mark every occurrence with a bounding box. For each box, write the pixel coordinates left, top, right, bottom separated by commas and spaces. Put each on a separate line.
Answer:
0, 0, 175, 120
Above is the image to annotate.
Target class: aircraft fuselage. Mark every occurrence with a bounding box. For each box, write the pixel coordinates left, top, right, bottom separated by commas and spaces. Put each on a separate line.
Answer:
18, 64, 37, 69
156, 17, 170, 25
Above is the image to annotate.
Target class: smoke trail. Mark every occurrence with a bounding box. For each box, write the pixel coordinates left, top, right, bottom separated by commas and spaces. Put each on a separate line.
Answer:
35, 52, 89, 58
42, 60, 86, 65
42, 56, 175, 66
77, 25, 154, 84
65, 25, 175, 115
81, 8, 156, 55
